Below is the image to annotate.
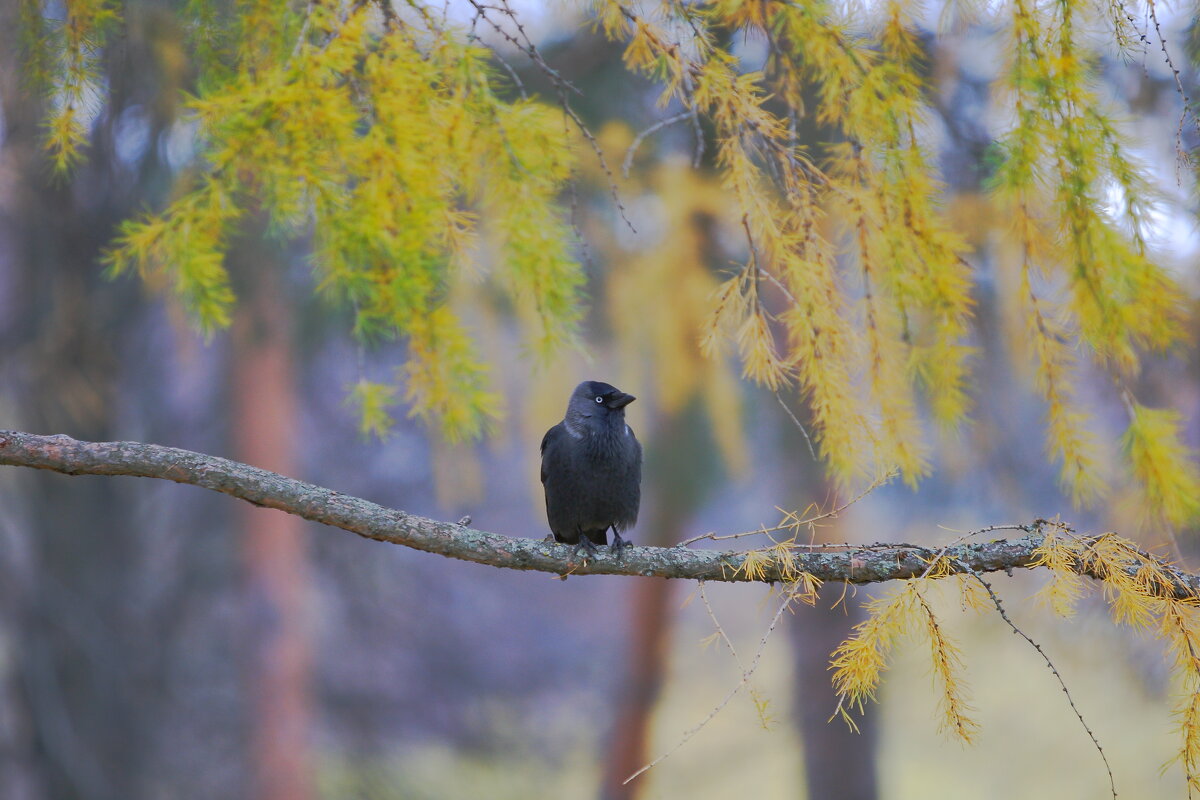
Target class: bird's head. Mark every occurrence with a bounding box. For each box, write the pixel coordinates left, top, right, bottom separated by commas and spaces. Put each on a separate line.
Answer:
565, 380, 636, 428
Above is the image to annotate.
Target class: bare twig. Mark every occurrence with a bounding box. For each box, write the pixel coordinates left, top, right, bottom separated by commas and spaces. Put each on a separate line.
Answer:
465, 13, 528, 101
625, 583, 796, 783
622, 111, 694, 177
467, 0, 637, 232
962, 566, 1118, 799
688, 108, 705, 167
376, 0, 399, 30
698, 583, 741, 664
774, 392, 818, 462
679, 471, 896, 547
1145, 0, 1195, 173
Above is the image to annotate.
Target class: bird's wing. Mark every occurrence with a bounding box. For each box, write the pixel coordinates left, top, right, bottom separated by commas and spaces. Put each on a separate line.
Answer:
539, 423, 564, 485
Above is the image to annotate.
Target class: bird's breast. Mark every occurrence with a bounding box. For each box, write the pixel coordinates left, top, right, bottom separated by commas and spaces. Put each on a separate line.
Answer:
584, 425, 635, 457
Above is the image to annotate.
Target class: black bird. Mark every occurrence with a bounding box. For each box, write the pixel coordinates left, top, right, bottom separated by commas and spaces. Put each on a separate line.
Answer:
540, 380, 642, 557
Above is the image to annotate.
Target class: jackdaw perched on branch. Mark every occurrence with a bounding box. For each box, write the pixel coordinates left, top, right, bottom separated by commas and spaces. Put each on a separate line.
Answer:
540, 381, 642, 558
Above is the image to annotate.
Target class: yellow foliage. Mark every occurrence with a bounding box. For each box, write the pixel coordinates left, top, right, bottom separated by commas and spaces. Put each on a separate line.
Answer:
607, 162, 750, 475
1028, 521, 1088, 617
1122, 404, 1200, 528
830, 580, 977, 743
23, 0, 1200, 501
105, 177, 242, 334
99, 6, 583, 440
348, 380, 398, 440
1029, 523, 1200, 789
602, 0, 975, 488
822, 524, 1200, 786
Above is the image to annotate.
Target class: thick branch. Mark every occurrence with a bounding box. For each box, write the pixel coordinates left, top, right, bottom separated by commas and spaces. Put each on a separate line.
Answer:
1, 430, 1197, 595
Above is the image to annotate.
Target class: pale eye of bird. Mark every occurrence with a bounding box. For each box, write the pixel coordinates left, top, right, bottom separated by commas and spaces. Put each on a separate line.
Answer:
595, 396, 604, 404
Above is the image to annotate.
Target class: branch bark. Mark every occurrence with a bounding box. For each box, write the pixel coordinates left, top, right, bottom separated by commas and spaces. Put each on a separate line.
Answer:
2, 430, 1198, 596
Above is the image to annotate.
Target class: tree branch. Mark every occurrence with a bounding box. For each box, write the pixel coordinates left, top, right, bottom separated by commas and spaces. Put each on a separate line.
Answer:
1, 430, 1197, 595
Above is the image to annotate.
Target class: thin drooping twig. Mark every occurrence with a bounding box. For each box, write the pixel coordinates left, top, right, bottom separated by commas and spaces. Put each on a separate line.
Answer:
466, 9, 528, 101
624, 583, 797, 784
962, 566, 1118, 799
774, 391, 818, 461
622, 111, 694, 177
466, 0, 637, 232
697, 582, 772, 730
1144, 0, 1195, 171
699, 582, 743, 665
5, 432, 1200, 598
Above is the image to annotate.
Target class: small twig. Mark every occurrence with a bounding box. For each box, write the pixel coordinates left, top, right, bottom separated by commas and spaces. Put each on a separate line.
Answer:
963, 566, 1118, 800
679, 471, 896, 547
699, 582, 774, 730
689, 109, 705, 167
288, 0, 317, 62
563, 103, 637, 233
1145, 0, 1195, 175
466, 20, 528, 101
376, 0, 399, 30
699, 582, 743, 665
466, 0, 636, 233
757, 265, 800, 307
916, 529, 985, 580
625, 583, 796, 784
775, 392, 818, 462
497, 0, 581, 94
622, 111, 694, 177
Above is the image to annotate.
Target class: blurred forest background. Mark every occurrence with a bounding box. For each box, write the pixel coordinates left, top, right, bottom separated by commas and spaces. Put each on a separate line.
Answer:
1, 1, 1200, 799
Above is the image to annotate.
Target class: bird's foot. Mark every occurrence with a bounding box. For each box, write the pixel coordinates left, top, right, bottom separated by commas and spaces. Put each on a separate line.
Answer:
573, 536, 600, 563
610, 531, 630, 559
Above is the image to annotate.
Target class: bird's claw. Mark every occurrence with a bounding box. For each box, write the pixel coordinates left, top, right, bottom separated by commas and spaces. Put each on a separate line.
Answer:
610, 531, 630, 559
573, 537, 600, 563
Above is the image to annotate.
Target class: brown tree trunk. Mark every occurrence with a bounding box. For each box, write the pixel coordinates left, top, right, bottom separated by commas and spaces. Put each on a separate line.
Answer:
787, 457, 879, 799
599, 405, 701, 800
231, 264, 313, 800
790, 581, 880, 799
599, 555, 676, 800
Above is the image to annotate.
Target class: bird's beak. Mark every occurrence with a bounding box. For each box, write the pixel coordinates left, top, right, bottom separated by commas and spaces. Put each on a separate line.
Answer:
608, 392, 636, 409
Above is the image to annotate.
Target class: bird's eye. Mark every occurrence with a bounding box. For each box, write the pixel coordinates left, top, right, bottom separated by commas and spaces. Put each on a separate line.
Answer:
595, 396, 604, 404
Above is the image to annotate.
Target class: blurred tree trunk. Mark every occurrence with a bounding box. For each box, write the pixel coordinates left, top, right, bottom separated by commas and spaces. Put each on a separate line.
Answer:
790, 583, 879, 799
601, 406, 709, 800
599, 523, 678, 800
231, 259, 314, 800
785, 441, 879, 799
0, 8, 151, 796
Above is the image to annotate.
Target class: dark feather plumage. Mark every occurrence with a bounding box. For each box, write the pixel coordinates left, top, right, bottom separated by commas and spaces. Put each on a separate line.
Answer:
540, 381, 642, 554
